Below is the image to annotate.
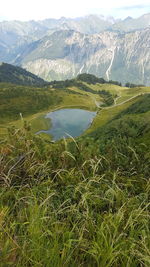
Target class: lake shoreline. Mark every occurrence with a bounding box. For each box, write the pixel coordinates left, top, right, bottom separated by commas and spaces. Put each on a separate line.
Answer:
36, 108, 97, 141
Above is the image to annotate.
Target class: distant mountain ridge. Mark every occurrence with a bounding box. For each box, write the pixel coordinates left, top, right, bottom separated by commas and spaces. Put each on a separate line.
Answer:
0, 62, 47, 86
19, 28, 150, 85
0, 13, 150, 85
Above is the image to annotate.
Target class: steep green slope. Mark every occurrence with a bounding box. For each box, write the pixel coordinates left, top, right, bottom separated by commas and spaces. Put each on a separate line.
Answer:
85, 94, 150, 146
115, 94, 150, 116
0, 83, 62, 124
0, 62, 47, 86
0, 111, 150, 266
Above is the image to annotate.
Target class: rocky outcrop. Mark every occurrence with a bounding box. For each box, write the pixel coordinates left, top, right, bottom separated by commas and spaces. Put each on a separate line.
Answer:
21, 28, 150, 85
0, 14, 150, 85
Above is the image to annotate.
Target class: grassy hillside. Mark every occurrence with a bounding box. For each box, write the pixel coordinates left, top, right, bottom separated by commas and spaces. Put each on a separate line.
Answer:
0, 62, 47, 86
1, 74, 150, 137
0, 83, 62, 124
0, 73, 150, 266
0, 75, 118, 135
0, 114, 150, 266
86, 94, 150, 146
0, 81, 98, 136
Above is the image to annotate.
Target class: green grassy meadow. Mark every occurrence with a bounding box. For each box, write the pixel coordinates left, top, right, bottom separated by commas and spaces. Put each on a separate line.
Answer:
1, 81, 149, 138
0, 121, 150, 266
0, 77, 150, 266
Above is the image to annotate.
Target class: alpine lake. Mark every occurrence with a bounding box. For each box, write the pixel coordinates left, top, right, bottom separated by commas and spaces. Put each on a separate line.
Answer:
37, 108, 97, 141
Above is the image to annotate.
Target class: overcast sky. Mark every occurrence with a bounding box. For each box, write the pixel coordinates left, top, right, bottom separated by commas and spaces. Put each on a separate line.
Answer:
0, 0, 150, 21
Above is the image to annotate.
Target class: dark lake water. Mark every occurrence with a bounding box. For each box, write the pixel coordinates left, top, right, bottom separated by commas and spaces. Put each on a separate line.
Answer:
37, 108, 96, 141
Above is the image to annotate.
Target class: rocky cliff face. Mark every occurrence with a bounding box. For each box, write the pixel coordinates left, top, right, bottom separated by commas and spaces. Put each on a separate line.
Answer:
0, 14, 150, 85
20, 28, 150, 85
0, 20, 48, 63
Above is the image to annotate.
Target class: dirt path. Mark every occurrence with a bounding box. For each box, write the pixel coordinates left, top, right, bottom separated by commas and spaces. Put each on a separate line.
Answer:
102, 93, 145, 110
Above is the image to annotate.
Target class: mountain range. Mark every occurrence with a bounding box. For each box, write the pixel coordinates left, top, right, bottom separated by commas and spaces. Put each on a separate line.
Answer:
0, 13, 150, 85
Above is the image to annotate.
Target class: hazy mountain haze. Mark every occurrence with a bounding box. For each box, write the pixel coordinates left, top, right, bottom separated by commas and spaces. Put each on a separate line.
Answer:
0, 0, 150, 21
0, 0, 150, 85
0, 11, 150, 85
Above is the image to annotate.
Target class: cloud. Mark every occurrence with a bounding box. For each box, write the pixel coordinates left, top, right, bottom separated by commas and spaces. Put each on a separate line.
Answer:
0, 0, 150, 21
119, 4, 150, 10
